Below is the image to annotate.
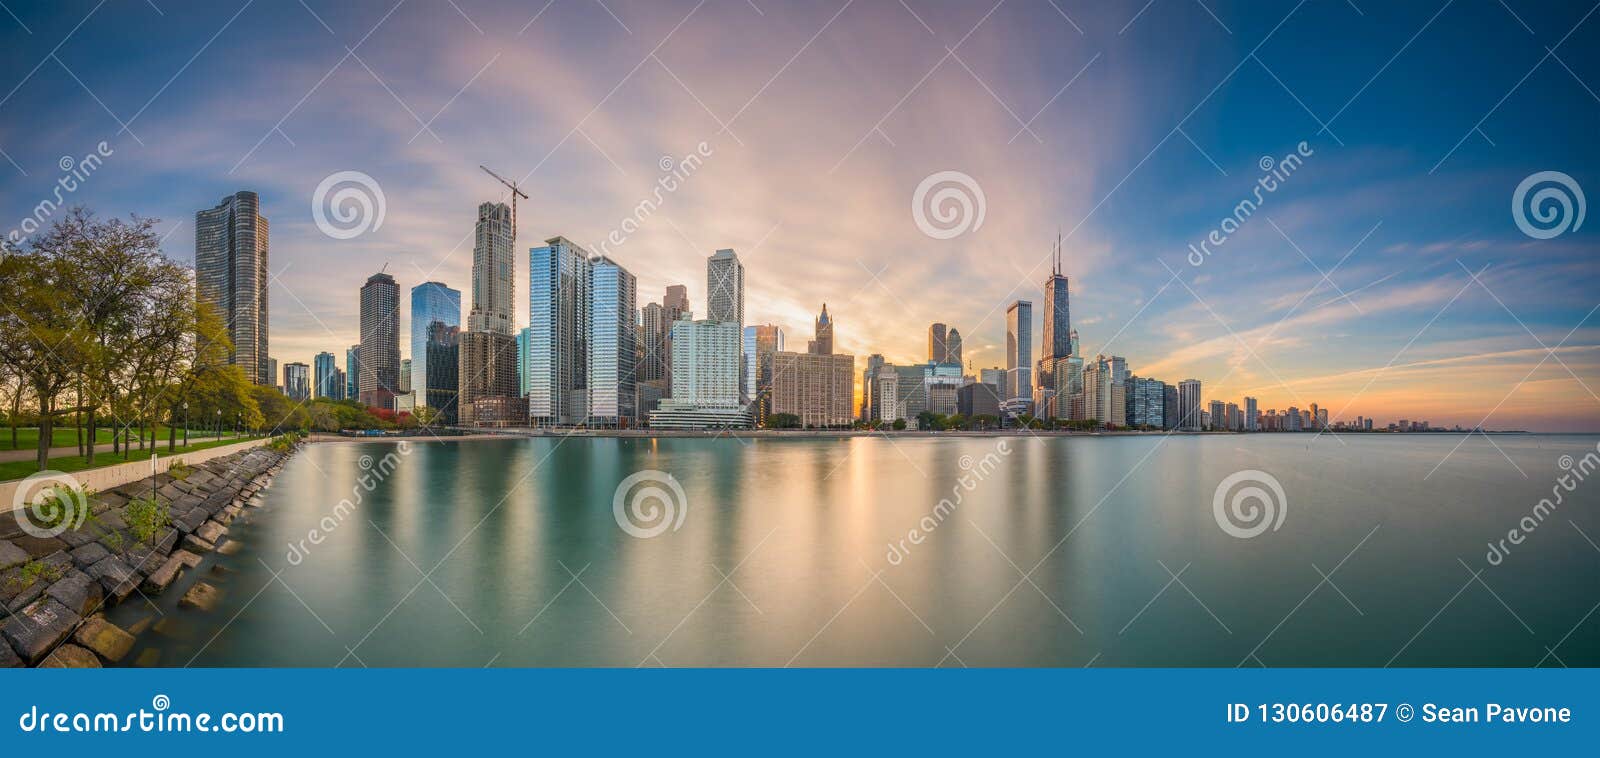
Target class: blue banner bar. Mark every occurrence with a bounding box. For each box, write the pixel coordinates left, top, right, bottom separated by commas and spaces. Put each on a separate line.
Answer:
3, 668, 1592, 753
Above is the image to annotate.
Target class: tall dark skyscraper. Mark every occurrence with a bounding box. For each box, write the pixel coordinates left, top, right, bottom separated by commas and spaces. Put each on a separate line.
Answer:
946, 328, 963, 368
928, 323, 948, 363
1042, 237, 1071, 362
359, 272, 401, 410
195, 191, 269, 385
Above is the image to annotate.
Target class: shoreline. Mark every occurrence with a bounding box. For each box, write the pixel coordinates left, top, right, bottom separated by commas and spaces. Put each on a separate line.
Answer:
320, 428, 1539, 442
1, 441, 297, 667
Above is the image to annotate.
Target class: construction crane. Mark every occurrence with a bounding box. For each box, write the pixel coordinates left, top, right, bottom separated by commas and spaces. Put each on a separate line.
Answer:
479, 165, 529, 244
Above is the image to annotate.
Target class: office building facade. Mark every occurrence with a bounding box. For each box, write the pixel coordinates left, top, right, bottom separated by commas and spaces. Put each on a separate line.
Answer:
195, 190, 270, 385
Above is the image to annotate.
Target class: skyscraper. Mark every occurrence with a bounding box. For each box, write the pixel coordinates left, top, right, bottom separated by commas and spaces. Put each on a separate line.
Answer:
426, 322, 461, 425
745, 324, 784, 425
809, 304, 834, 355
314, 352, 338, 399
282, 362, 310, 401
706, 249, 744, 324
587, 255, 637, 427
1005, 300, 1033, 400
398, 359, 411, 394
346, 345, 360, 400
641, 302, 667, 382
458, 330, 519, 424
1042, 239, 1071, 362
928, 323, 948, 363
664, 284, 689, 320
468, 202, 514, 335
195, 191, 269, 385
650, 318, 749, 429
1040, 243, 1071, 396
1245, 396, 1259, 431
410, 281, 462, 409
1177, 379, 1203, 431
359, 272, 401, 410
946, 328, 963, 368
528, 237, 593, 426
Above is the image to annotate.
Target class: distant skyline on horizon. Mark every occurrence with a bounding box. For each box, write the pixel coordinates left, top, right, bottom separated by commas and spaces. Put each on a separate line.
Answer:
1, 1, 1597, 431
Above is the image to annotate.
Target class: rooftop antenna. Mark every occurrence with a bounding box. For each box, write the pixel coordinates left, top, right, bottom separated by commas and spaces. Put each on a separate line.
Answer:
479, 165, 529, 247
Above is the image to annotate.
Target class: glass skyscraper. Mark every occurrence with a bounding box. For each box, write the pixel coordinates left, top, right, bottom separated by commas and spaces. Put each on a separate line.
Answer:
587, 256, 637, 427
314, 352, 338, 399
528, 237, 592, 426
195, 191, 269, 385
410, 281, 461, 410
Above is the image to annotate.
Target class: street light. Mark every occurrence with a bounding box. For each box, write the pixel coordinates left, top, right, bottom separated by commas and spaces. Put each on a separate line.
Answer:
182, 401, 189, 447
215, 408, 221, 439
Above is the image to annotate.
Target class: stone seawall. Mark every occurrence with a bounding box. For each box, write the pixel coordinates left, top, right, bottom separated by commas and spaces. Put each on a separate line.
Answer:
0, 442, 299, 667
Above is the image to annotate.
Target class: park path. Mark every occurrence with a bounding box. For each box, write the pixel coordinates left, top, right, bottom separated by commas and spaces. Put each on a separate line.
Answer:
0, 437, 221, 464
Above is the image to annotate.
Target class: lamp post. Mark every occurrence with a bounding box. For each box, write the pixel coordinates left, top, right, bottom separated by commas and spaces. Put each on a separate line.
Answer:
215, 408, 221, 439
182, 401, 189, 447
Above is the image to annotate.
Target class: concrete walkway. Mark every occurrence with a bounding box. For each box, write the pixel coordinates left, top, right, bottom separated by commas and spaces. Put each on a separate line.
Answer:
1, 435, 275, 510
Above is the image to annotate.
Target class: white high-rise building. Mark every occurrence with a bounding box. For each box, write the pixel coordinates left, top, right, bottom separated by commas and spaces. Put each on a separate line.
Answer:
1005, 300, 1033, 400
587, 256, 637, 427
650, 318, 750, 428
1178, 379, 1203, 431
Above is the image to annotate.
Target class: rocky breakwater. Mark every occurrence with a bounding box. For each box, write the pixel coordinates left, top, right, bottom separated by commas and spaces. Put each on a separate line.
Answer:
0, 440, 300, 667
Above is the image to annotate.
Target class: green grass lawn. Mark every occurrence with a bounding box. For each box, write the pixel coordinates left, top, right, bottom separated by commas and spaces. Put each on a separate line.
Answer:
0, 433, 266, 482
0, 425, 217, 451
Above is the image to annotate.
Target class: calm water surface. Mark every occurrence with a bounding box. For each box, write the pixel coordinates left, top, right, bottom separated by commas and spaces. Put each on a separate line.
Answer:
111, 434, 1600, 667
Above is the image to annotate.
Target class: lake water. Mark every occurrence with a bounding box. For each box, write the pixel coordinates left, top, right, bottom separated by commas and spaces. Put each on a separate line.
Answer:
111, 434, 1600, 667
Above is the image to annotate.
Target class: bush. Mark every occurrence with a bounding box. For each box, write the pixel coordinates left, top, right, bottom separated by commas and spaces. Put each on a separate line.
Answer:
124, 495, 171, 545
167, 458, 193, 481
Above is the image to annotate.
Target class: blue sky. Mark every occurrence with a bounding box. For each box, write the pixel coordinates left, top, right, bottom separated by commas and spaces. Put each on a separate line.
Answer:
1, 0, 1597, 429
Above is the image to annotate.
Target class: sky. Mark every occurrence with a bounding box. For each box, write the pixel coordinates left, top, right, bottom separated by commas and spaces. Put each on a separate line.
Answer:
1, 0, 1597, 431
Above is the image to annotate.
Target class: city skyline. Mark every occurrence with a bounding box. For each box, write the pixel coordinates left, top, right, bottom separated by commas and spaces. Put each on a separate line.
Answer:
1, 2, 1596, 430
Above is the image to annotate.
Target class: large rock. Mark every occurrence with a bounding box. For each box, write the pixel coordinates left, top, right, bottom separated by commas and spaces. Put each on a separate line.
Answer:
74, 617, 135, 663
142, 550, 201, 594
0, 540, 28, 571
87, 556, 140, 602
40, 643, 101, 668
181, 534, 215, 554
0, 598, 81, 665
179, 582, 221, 612
6, 534, 66, 559
0, 638, 21, 667
45, 571, 103, 617
69, 541, 111, 568
195, 520, 226, 545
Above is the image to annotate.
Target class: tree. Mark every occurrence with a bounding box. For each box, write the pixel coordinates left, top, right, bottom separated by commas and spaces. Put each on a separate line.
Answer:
892, 418, 907, 431
0, 250, 92, 470
769, 413, 801, 429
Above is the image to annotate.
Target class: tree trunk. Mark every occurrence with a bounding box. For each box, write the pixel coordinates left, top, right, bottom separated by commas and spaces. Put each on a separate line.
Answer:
168, 413, 176, 452
36, 394, 51, 471
85, 408, 96, 465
